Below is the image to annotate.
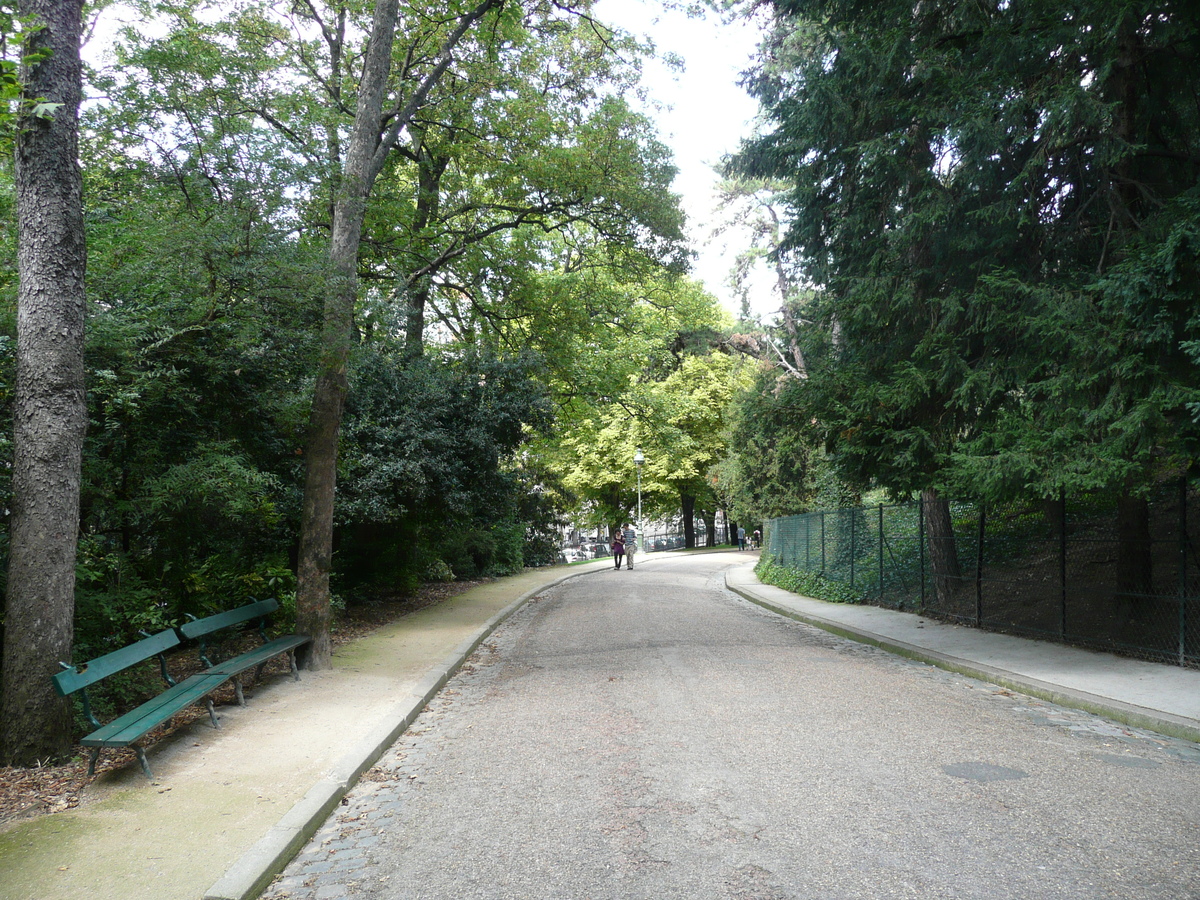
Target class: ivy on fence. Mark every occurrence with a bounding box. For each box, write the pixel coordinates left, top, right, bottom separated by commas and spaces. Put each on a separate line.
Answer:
761, 481, 1200, 667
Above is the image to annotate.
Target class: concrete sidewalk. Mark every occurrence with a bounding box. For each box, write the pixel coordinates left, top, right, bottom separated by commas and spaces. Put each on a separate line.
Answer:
726, 563, 1200, 745
3, 552, 1197, 900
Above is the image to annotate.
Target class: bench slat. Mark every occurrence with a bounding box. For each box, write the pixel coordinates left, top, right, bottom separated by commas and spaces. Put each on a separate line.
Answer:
179, 598, 279, 640
52, 628, 181, 697
80, 672, 229, 748
208, 635, 310, 678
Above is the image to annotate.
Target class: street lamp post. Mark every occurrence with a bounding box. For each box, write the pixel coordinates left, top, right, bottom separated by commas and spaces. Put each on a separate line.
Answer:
634, 447, 644, 547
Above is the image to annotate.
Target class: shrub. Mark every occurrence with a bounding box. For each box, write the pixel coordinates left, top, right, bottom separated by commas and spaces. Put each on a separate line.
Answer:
755, 555, 864, 604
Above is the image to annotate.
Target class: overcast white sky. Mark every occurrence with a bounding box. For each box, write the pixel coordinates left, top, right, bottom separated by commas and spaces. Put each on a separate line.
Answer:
594, 0, 769, 318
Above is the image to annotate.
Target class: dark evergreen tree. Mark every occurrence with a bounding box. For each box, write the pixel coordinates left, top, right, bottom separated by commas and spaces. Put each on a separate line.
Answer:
732, 0, 1200, 500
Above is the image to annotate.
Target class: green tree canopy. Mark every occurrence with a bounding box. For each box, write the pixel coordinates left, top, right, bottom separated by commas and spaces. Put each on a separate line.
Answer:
731, 0, 1200, 502
544, 276, 743, 543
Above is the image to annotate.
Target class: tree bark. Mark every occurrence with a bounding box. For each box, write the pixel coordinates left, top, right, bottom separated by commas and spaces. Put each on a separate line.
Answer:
921, 488, 962, 608
1042, 495, 1066, 540
2, 0, 87, 766
402, 140, 449, 358
1116, 494, 1152, 614
681, 493, 696, 549
403, 278, 430, 357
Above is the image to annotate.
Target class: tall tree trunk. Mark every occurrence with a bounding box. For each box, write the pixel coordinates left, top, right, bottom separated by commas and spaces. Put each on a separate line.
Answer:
403, 277, 431, 358
296, 0, 401, 669
403, 283, 424, 356
1116, 494, 1152, 617
2, 0, 87, 766
403, 142, 449, 359
681, 492, 696, 549
294, 0, 501, 669
1042, 495, 1066, 540
922, 488, 962, 608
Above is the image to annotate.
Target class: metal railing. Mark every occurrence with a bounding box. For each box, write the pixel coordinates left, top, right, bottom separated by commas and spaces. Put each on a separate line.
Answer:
641, 524, 730, 552
765, 481, 1199, 666
575, 524, 731, 558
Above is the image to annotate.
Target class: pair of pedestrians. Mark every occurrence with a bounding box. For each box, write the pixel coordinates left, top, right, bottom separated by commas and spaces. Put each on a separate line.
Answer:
611, 524, 637, 569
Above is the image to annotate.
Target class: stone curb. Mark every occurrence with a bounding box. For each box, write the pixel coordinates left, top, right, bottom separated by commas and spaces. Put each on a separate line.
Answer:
725, 570, 1200, 746
202, 562, 612, 900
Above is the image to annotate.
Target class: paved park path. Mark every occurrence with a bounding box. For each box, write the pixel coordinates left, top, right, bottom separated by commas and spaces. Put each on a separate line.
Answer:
263, 553, 1200, 900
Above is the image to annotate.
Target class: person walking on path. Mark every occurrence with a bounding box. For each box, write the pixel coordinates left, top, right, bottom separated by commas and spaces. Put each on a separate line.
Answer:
611, 530, 625, 570
738, 526, 747, 550
622, 523, 637, 569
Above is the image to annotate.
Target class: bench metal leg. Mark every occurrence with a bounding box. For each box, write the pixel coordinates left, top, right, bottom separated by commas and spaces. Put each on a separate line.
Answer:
205, 697, 220, 728
134, 746, 154, 780
87, 748, 101, 777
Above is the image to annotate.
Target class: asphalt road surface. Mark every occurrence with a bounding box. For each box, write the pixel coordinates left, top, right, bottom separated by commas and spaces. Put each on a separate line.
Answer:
264, 553, 1200, 899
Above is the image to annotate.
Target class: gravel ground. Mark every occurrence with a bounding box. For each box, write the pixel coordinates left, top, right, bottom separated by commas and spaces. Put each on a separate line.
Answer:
263, 554, 1200, 900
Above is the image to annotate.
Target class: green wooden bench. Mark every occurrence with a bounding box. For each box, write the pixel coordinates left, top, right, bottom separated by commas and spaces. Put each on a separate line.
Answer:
52, 628, 229, 779
52, 599, 309, 780
180, 598, 310, 706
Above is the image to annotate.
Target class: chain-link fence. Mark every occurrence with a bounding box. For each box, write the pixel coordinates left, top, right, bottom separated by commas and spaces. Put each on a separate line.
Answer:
765, 481, 1200, 666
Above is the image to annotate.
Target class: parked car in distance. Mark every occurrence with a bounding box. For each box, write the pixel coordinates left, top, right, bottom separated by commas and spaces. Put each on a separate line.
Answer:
650, 536, 686, 551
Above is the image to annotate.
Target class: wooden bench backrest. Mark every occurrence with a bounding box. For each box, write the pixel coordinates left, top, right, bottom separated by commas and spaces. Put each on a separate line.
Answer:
179, 598, 279, 641
51, 628, 181, 697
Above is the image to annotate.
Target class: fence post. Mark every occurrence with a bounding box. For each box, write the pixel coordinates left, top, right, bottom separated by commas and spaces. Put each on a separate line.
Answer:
918, 495, 926, 612
1060, 486, 1067, 640
820, 511, 826, 575
879, 504, 885, 603
1179, 478, 1188, 665
805, 515, 811, 569
850, 509, 856, 588
976, 504, 986, 627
